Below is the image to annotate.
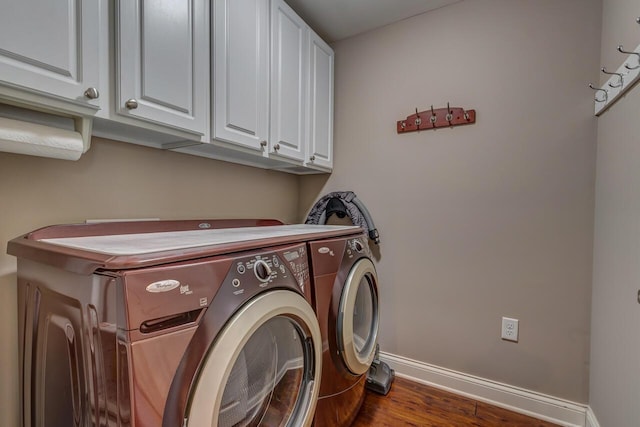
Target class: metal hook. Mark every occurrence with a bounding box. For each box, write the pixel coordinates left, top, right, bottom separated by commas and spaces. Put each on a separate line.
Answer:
601, 67, 624, 88
414, 107, 422, 127
429, 105, 437, 124
617, 45, 640, 70
445, 102, 453, 123
589, 83, 608, 103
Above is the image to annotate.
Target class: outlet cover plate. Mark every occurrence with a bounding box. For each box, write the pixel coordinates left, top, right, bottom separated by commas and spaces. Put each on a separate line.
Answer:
501, 317, 519, 342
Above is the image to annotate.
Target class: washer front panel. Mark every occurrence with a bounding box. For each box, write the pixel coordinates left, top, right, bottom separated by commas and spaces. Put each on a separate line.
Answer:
161, 242, 315, 427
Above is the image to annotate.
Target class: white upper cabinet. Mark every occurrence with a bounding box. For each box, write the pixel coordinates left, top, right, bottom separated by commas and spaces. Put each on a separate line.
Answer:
270, 0, 307, 163
116, 0, 208, 135
211, 0, 334, 172
306, 31, 334, 171
0, 0, 333, 173
213, 0, 270, 152
0, 0, 100, 109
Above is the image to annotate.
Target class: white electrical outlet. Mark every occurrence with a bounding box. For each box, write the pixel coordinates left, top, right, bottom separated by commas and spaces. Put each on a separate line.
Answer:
501, 317, 519, 342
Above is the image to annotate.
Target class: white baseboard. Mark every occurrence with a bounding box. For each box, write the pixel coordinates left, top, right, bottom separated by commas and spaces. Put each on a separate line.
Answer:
585, 407, 600, 427
380, 352, 589, 427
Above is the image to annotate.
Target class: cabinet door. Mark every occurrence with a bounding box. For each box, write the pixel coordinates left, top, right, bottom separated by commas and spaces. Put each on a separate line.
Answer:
117, 0, 208, 135
213, 0, 270, 152
270, 0, 307, 163
307, 31, 334, 170
0, 0, 100, 108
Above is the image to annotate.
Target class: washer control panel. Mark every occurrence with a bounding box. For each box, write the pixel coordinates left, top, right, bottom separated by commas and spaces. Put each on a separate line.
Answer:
230, 255, 278, 294
346, 236, 370, 259
226, 243, 310, 298
282, 245, 309, 292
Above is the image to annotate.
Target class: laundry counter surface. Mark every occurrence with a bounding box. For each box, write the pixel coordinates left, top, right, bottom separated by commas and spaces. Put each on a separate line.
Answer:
8, 221, 363, 274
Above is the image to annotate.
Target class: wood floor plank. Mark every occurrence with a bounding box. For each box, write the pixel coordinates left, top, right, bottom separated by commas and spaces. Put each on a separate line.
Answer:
352, 377, 559, 426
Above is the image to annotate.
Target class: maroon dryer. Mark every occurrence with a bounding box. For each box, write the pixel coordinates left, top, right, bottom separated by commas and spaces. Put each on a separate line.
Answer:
305, 229, 380, 427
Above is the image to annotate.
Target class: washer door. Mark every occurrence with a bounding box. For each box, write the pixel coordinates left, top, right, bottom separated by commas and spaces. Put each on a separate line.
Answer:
186, 290, 322, 427
338, 257, 380, 375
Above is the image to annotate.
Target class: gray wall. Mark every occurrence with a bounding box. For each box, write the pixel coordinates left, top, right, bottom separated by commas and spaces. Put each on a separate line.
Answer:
0, 138, 299, 426
300, 0, 601, 402
590, 0, 640, 424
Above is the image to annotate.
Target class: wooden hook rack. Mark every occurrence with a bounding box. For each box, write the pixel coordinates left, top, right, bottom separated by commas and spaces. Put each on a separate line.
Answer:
397, 105, 476, 133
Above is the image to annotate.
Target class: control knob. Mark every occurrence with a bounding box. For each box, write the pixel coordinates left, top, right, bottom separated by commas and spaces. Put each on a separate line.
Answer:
353, 240, 364, 253
254, 259, 272, 282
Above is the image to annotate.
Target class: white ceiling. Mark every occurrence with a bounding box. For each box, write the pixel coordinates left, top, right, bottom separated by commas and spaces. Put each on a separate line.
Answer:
285, 0, 463, 43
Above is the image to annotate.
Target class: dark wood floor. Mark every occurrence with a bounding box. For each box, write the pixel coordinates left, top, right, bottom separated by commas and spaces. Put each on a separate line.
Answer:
352, 377, 559, 426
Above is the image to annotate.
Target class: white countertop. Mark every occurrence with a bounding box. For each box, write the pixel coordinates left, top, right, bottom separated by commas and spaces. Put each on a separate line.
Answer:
40, 224, 360, 255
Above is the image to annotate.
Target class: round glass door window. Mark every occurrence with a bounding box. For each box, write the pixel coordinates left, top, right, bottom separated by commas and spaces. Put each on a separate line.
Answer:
219, 316, 306, 427
352, 274, 376, 355
339, 258, 379, 375
186, 290, 321, 427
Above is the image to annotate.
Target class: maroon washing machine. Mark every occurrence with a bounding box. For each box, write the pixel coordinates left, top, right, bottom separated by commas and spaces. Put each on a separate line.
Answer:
7, 220, 364, 427
305, 230, 380, 427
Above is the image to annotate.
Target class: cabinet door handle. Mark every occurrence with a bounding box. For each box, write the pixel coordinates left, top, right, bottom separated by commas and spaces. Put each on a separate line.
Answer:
260, 140, 267, 147
273, 144, 280, 151
84, 87, 99, 99
125, 99, 139, 110
309, 155, 316, 162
